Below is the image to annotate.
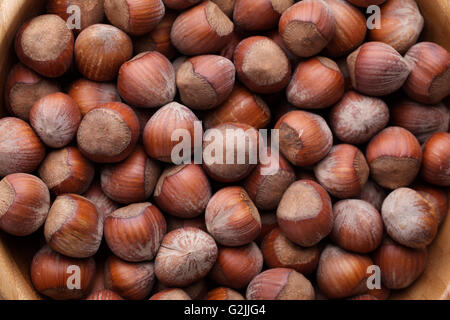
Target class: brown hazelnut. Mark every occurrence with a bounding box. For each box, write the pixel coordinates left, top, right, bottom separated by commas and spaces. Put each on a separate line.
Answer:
75, 24, 133, 81
421, 132, 450, 186
413, 185, 449, 226
166, 216, 207, 233
358, 179, 387, 212
234, 36, 291, 94
212, 0, 236, 17
209, 242, 263, 289
256, 212, 278, 243
154, 164, 212, 218
206, 287, 245, 300
277, 180, 333, 247
154, 227, 218, 287
366, 126, 422, 189
4, 63, 59, 120
274, 110, 333, 167
163, 0, 202, 10
85, 290, 124, 300
38, 146, 95, 196
77, 102, 140, 163
104, 203, 167, 262
0, 173, 50, 236
101, 146, 161, 204
287, 56, 345, 109
150, 288, 191, 300
314, 144, 369, 199
44, 194, 102, 258
83, 181, 119, 221
176, 55, 235, 110
233, 0, 293, 31
15, 14, 73, 77
246, 268, 315, 300
382, 188, 439, 249
205, 186, 261, 246
329, 91, 389, 145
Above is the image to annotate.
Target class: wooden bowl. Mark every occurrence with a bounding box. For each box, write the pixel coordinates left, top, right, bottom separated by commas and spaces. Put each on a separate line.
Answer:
0, 0, 449, 300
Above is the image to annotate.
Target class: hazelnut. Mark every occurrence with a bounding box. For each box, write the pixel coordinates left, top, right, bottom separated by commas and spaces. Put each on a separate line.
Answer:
413, 185, 448, 226
118, 51, 176, 108
367, 285, 391, 300
317, 244, 373, 299
279, 0, 336, 58
163, 0, 202, 10
155, 227, 218, 287
44, 194, 103, 258
104, 255, 155, 300
38, 146, 95, 196
366, 126, 422, 189
0, 173, 50, 236
15, 14, 73, 77
104, 203, 167, 262
176, 55, 235, 110
30, 92, 81, 148
83, 181, 119, 221
382, 188, 439, 249
209, 242, 263, 289
86, 290, 124, 300
0, 117, 45, 177
143, 102, 201, 163
166, 216, 207, 233
403, 42, 450, 104
154, 164, 212, 218
261, 228, 321, 274
329, 91, 390, 145
101, 146, 161, 204
219, 30, 243, 61
203, 84, 271, 130
104, 0, 165, 36
256, 212, 278, 243
68, 79, 121, 116
246, 268, 315, 300
358, 179, 387, 212
206, 287, 245, 300
31, 245, 95, 300
77, 102, 140, 163
234, 36, 291, 94
274, 111, 333, 167
287, 57, 345, 109
266, 29, 299, 64
369, 0, 424, 54
277, 180, 333, 247
170, 1, 234, 55
152, 278, 208, 300
4, 63, 59, 121
314, 144, 369, 199
233, 0, 293, 31
75, 24, 133, 81
205, 186, 261, 246
347, 42, 411, 96
331, 199, 383, 253
150, 288, 191, 300
421, 132, 450, 186
211, 0, 236, 17
373, 238, 428, 289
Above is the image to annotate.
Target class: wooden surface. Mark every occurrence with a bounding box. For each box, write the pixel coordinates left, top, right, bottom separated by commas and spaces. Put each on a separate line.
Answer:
0, 0, 449, 300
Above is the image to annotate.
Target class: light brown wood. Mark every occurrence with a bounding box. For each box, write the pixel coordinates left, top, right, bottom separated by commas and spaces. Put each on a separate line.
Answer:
0, 0, 449, 300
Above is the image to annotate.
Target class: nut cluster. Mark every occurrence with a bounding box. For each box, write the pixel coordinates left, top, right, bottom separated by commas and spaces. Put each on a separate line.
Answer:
0, 0, 448, 301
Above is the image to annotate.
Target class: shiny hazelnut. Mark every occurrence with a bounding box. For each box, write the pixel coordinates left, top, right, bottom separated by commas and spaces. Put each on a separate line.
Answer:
233, 0, 293, 31
279, 0, 336, 58
30, 92, 81, 148
104, 255, 155, 300
75, 24, 133, 81
15, 14, 73, 77
118, 51, 176, 108
154, 164, 212, 218
171, 1, 234, 55
314, 144, 369, 199
413, 185, 448, 226
205, 186, 261, 246
150, 288, 191, 300
83, 181, 119, 221
421, 132, 450, 186
101, 146, 161, 204
155, 227, 218, 287
234, 36, 291, 94
209, 242, 263, 289
31, 245, 95, 300
382, 188, 439, 249
38, 146, 95, 196
330, 91, 389, 145
44, 194, 102, 258
366, 126, 422, 189
246, 268, 315, 300
86, 289, 124, 300
206, 287, 245, 300
287, 56, 345, 109
77, 102, 140, 163
277, 180, 333, 247
358, 179, 387, 212
176, 55, 235, 110
4, 63, 59, 120
0, 117, 45, 177
104, 203, 166, 262
0, 173, 50, 236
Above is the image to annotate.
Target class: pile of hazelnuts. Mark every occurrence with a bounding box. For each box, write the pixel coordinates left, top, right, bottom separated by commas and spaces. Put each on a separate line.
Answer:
0, 0, 449, 300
